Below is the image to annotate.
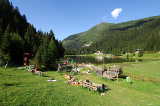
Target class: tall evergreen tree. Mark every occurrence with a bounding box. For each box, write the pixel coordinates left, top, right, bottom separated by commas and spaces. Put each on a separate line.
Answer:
46, 38, 58, 69
24, 25, 36, 52
9, 33, 24, 65
0, 25, 11, 55
0, 26, 11, 64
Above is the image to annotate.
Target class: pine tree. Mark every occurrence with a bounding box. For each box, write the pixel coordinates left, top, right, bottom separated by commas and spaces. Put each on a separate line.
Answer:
34, 45, 43, 66
9, 33, 24, 65
0, 28, 3, 45
57, 41, 65, 57
24, 25, 36, 52
48, 30, 55, 40
46, 39, 57, 69
0, 26, 11, 64
1, 26, 10, 54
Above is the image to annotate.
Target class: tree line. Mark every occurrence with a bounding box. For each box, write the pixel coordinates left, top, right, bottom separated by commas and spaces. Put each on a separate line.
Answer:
0, 0, 65, 69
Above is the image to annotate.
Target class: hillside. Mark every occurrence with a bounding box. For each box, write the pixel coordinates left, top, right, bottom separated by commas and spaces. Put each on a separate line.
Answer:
0, 0, 64, 68
63, 16, 160, 54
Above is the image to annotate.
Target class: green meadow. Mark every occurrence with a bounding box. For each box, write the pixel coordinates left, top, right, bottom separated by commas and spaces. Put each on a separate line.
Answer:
0, 55, 160, 106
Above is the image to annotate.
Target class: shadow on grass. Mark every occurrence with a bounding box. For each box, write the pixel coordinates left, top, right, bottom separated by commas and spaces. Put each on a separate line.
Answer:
119, 75, 128, 79
42, 75, 49, 77
2, 82, 20, 87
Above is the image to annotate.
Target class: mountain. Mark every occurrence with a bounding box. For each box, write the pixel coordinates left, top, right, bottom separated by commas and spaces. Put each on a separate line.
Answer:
63, 16, 160, 54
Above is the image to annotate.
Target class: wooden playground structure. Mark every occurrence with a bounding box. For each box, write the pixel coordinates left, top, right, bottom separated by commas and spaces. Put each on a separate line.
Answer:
64, 74, 108, 93
57, 60, 79, 73
23, 52, 43, 76
96, 65, 123, 80
26, 65, 43, 76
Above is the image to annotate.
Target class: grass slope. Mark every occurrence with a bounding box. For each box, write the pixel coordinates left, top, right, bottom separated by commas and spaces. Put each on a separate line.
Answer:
0, 60, 160, 106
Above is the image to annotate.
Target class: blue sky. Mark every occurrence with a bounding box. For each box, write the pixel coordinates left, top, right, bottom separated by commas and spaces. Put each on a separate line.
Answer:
11, 0, 160, 40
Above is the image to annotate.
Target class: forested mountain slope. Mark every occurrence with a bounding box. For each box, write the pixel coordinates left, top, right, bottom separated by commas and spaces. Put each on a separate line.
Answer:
0, 0, 64, 68
63, 16, 160, 54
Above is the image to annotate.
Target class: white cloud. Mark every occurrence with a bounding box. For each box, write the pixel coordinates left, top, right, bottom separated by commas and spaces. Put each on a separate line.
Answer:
111, 8, 122, 19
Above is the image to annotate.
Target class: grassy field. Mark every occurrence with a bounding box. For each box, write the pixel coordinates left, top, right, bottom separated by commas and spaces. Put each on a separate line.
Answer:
0, 59, 160, 106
